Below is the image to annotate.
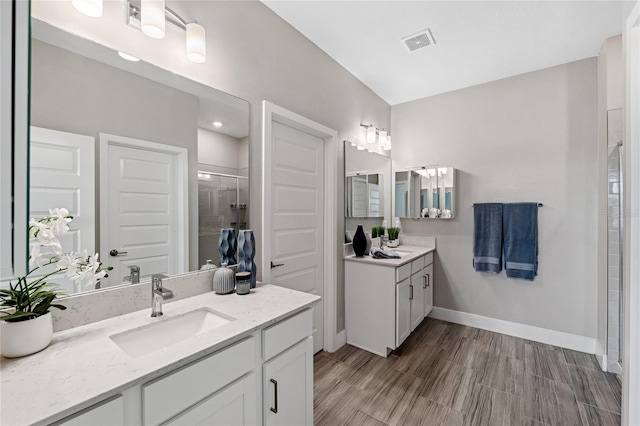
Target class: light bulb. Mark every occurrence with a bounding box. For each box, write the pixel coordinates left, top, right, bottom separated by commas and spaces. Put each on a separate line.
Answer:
118, 51, 140, 62
141, 0, 165, 39
186, 22, 206, 63
72, 0, 102, 17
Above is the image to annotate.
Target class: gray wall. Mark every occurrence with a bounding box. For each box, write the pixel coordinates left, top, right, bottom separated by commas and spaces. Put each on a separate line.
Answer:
32, 0, 392, 333
392, 59, 599, 338
30, 39, 200, 269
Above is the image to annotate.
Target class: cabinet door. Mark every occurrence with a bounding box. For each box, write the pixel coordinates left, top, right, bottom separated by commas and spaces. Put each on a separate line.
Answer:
423, 263, 434, 317
395, 278, 411, 347
54, 395, 124, 426
263, 337, 313, 426
166, 374, 257, 426
410, 272, 425, 331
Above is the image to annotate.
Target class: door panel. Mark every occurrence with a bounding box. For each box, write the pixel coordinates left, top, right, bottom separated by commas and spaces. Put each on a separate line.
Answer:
270, 122, 324, 353
410, 272, 425, 331
424, 263, 434, 317
396, 279, 411, 348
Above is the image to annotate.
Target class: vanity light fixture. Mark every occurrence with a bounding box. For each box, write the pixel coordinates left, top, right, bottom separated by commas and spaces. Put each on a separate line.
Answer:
366, 124, 376, 144
72, 0, 103, 17
141, 0, 166, 39
212, 121, 222, 127
378, 130, 388, 146
127, 1, 206, 63
383, 135, 392, 151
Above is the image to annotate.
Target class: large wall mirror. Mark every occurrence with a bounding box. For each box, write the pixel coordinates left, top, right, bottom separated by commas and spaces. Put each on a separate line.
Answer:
344, 143, 391, 239
29, 18, 250, 294
394, 167, 456, 219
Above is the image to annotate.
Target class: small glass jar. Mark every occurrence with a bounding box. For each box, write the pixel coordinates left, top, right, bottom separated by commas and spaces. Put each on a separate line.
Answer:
235, 271, 251, 295
200, 259, 216, 270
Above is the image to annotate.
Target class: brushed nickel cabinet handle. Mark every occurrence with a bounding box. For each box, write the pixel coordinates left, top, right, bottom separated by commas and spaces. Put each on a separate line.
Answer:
270, 378, 278, 413
409, 284, 413, 300
426, 274, 430, 287
271, 261, 284, 269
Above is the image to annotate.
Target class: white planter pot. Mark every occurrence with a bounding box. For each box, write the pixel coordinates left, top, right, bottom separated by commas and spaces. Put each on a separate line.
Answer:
1, 312, 53, 358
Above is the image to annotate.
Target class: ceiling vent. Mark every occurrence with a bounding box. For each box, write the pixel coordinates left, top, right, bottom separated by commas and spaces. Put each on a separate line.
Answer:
401, 29, 436, 53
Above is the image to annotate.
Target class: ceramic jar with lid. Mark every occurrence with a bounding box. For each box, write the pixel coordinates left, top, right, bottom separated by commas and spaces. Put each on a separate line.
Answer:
235, 271, 251, 295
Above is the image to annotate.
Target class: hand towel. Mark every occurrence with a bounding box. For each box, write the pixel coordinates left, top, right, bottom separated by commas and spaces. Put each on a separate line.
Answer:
503, 203, 538, 281
370, 247, 401, 259
473, 203, 503, 273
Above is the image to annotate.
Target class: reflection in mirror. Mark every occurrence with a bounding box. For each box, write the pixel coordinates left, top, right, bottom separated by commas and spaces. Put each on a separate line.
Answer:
394, 167, 456, 219
29, 19, 250, 294
344, 143, 391, 239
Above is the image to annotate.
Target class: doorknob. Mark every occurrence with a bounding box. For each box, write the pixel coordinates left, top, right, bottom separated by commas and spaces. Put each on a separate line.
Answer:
271, 261, 284, 269
109, 249, 128, 257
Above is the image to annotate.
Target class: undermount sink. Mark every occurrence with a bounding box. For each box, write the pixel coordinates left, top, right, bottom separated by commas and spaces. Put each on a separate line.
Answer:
109, 308, 235, 358
390, 249, 415, 256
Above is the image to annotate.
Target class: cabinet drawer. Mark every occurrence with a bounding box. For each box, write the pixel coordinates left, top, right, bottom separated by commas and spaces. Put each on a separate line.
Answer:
396, 263, 411, 283
411, 256, 425, 275
53, 395, 124, 426
263, 309, 313, 361
424, 252, 433, 266
143, 337, 255, 426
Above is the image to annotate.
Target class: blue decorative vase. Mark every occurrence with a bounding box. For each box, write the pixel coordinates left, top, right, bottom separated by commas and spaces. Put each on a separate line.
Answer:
352, 225, 367, 257
218, 229, 237, 266
237, 230, 257, 288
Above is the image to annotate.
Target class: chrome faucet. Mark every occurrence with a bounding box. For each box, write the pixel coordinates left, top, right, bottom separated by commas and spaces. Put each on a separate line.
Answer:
379, 234, 388, 249
128, 265, 140, 284
151, 274, 174, 317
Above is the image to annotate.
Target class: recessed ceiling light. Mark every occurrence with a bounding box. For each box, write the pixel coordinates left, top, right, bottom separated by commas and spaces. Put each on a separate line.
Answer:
212, 121, 222, 127
118, 51, 140, 62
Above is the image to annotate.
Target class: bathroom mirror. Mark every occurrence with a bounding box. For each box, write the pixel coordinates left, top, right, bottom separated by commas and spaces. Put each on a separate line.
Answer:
394, 167, 456, 219
28, 19, 250, 294
344, 143, 391, 238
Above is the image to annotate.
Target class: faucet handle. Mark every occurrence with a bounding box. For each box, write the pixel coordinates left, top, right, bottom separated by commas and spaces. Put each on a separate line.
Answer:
152, 273, 169, 289
129, 265, 140, 273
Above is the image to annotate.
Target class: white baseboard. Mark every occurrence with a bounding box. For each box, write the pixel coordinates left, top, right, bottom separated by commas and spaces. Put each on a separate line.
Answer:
607, 361, 623, 375
430, 307, 597, 354
327, 330, 347, 353
596, 339, 608, 371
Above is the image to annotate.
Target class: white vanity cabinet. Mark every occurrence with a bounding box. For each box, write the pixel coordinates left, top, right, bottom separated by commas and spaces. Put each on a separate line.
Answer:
262, 309, 314, 426
345, 248, 434, 357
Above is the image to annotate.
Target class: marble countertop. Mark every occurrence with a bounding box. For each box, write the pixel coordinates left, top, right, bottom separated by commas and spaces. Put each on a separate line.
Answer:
0, 284, 320, 426
344, 245, 435, 267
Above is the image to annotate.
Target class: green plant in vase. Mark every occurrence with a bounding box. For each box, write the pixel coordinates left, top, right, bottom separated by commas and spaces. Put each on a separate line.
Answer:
387, 227, 400, 241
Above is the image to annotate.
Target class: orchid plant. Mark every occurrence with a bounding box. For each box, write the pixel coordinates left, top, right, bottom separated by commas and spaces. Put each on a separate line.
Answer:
0, 208, 111, 322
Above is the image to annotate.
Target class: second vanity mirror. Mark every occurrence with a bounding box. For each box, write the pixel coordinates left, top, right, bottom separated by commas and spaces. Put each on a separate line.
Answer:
344, 143, 391, 237
394, 167, 456, 219
29, 17, 250, 294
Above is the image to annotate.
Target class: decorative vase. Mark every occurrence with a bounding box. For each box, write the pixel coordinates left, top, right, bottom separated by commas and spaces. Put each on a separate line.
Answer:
365, 232, 372, 255
213, 263, 235, 294
237, 230, 257, 288
352, 225, 367, 257
1, 312, 53, 358
218, 228, 237, 266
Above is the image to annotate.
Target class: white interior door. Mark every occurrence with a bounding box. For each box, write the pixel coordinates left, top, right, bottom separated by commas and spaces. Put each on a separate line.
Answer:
269, 121, 325, 353
30, 126, 95, 293
100, 134, 187, 287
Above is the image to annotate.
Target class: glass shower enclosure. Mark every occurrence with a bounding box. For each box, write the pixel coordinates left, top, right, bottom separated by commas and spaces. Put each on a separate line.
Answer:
198, 172, 249, 267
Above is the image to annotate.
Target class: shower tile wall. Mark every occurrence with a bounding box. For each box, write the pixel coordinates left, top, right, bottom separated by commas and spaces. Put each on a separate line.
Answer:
606, 109, 623, 373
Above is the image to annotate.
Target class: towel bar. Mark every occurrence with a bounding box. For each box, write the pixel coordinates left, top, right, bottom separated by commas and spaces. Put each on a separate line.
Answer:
471, 203, 543, 207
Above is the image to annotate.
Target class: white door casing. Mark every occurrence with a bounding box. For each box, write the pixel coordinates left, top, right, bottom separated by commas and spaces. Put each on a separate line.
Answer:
623, 2, 640, 425
30, 127, 95, 293
99, 133, 188, 287
262, 101, 338, 353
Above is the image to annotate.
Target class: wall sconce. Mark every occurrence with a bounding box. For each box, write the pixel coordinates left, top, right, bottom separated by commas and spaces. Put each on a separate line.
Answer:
72, 0, 103, 17
360, 123, 391, 149
127, 1, 206, 63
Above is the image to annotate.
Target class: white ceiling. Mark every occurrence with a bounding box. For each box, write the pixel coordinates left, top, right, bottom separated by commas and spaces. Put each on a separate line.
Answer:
262, 1, 625, 105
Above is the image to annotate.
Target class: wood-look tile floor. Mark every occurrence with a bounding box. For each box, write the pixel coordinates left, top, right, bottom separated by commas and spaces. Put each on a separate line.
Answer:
314, 319, 621, 426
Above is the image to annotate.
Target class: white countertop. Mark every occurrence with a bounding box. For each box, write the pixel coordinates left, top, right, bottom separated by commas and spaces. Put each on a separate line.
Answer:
0, 284, 320, 426
344, 245, 435, 267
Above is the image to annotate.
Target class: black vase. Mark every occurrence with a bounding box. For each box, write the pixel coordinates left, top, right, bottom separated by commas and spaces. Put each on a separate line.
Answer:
352, 225, 367, 257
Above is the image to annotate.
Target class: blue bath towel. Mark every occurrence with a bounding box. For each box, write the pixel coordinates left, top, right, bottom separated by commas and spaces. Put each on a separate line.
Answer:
503, 203, 538, 281
370, 247, 401, 259
473, 203, 503, 273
